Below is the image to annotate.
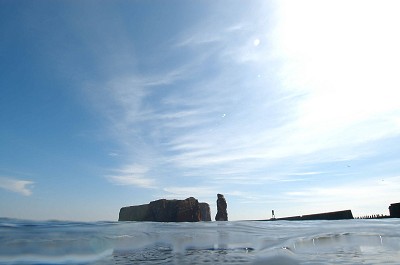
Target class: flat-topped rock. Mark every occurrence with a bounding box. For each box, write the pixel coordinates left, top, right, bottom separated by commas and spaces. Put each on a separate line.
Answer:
119, 197, 211, 222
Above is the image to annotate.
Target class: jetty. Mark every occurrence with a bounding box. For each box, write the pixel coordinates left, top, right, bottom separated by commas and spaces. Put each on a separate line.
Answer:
272, 210, 354, 221
252, 210, 354, 221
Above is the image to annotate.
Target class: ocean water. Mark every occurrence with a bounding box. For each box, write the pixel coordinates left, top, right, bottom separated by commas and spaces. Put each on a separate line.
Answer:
1, 218, 399, 265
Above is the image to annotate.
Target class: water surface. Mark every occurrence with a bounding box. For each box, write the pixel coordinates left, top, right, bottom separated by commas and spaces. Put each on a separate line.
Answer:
1, 218, 399, 264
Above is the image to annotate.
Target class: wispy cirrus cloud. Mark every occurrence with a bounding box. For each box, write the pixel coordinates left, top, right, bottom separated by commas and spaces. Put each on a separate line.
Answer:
283, 175, 400, 216
85, 1, 400, 216
106, 164, 157, 189
157, 0, 400, 180
163, 186, 218, 199
0, 177, 34, 196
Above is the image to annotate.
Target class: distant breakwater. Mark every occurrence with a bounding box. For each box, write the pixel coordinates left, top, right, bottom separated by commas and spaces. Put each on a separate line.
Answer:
250, 210, 354, 221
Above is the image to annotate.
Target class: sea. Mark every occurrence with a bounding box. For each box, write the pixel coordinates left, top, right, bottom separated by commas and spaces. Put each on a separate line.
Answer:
1, 218, 399, 265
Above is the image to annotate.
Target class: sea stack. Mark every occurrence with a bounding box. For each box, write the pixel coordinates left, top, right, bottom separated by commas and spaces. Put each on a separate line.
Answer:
215, 194, 228, 221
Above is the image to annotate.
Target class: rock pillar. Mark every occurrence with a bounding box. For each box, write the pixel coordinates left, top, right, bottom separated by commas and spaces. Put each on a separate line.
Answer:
215, 194, 228, 221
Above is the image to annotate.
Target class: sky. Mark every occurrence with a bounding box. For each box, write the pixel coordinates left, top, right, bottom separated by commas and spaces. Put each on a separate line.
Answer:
1, 0, 400, 221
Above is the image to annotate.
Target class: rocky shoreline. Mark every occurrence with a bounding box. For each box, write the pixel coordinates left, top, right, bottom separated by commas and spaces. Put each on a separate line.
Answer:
119, 195, 400, 222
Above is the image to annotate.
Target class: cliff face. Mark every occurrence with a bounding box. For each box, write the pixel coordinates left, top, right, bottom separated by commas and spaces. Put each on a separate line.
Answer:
119, 204, 150, 221
389, 203, 400, 218
199, 203, 211, 221
119, 197, 211, 222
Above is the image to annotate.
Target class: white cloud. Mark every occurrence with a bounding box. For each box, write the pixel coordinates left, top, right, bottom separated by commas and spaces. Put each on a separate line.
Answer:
285, 176, 400, 200
84, 0, 400, 220
106, 164, 157, 189
289, 172, 324, 176
0, 177, 34, 196
163, 186, 218, 199
152, 1, 400, 181
283, 176, 400, 216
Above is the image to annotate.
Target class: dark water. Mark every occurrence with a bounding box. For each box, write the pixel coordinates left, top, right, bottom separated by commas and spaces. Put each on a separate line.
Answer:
1, 218, 399, 264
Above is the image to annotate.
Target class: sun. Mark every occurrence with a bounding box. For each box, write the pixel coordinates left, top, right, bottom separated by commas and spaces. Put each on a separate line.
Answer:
253, 38, 260, 46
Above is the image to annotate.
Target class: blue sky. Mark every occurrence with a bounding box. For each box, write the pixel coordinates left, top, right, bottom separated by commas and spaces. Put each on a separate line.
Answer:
1, 0, 400, 221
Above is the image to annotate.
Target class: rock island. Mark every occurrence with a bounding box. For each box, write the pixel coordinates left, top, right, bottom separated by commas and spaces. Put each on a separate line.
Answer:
119, 197, 211, 222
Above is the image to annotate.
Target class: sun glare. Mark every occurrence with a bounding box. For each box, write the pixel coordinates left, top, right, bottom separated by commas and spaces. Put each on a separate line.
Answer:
276, 0, 400, 129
